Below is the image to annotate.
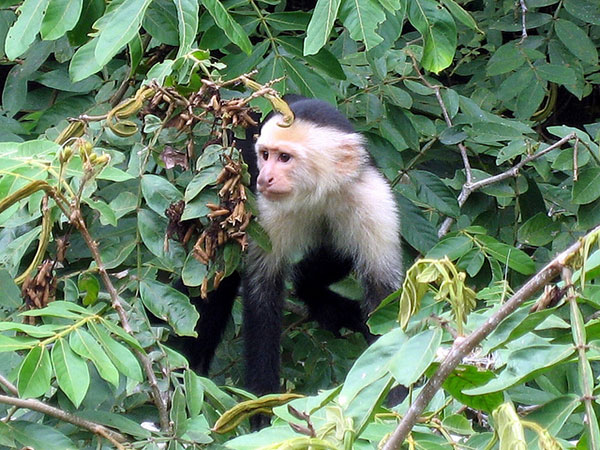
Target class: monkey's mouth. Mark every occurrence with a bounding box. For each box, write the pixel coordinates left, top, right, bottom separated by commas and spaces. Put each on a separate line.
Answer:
259, 190, 290, 201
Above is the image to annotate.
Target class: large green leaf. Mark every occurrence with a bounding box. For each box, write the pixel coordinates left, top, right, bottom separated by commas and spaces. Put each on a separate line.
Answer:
339, 0, 386, 51
141, 174, 183, 217
94, 0, 153, 66
407, 0, 457, 73
69, 38, 103, 82
5, 0, 51, 60
17, 345, 52, 398
465, 343, 573, 395
411, 170, 460, 217
517, 213, 561, 246
281, 57, 337, 105
572, 167, 600, 205
69, 328, 120, 387
173, 0, 198, 57
563, 0, 600, 25
40, 0, 83, 40
304, 0, 341, 55
88, 321, 142, 381
51, 338, 90, 407
202, 0, 252, 55
138, 208, 167, 257
554, 19, 598, 66
140, 279, 199, 337
388, 329, 442, 385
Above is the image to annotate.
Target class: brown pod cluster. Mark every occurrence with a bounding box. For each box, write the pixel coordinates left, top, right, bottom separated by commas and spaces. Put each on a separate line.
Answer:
192, 153, 252, 297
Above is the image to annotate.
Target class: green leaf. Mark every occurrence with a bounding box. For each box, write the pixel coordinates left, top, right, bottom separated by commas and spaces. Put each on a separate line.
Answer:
88, 322, 142, 381
515, 78, 546, 120
411, 170, 460, 217
396, 194, 438, 254
266, 12, 310, 31
426, 236, 473, 260
572, 167, 600, 204
389, 329, 442, 385
407, 0, 457, 73
21, 300, 89, 318
563, 0, 600, 25
246, 220, 272, 253
339, 328, 407, 407
18, 346, 52, 398
0, 268, 22, 308
83, 198, 117, 227
4, 0, 51, 60
554, 19, 598, 66
40, 0, 83, 40
0, 335, 37, 352
141, 174, 183, 217
100, 319, 144, 352
442, 365, 503, 412
517, 213, 561, 246
94, 0, 153, 66
171, 386, 187, 436
339, 0, 385, 51
173, 0, 198, 57
184, 369, 205, 417
77, 273, 100, 306
138, 208, 167, 257
143, 0, 178, 45
304, 0, 341, 55
0, 322, 58, 338
277, 36, 345, 80
281, 57, 337, 105
478, 235, 536, 275
51, 338, 89, 407
69, 328, 120, 387
0, 225, 40, 278
77, 410, 151, 438
9, 422, 76, 450
182, 252, 208, 287
69, 38, 103, 82
140, 279, 199, 337
535, 63, 576, 85
465, 343, 573, 395
184, 165, 221, 202
440, 0, 482, 33
202, 0, 252, 55
486, 42, 525, 76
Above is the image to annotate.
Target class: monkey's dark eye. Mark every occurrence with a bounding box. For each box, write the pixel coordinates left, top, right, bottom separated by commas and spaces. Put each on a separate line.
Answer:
279, 153, 291, 162
261, 151, 269, 160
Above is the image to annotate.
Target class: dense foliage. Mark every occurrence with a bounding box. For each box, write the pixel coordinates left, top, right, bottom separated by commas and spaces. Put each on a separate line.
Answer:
0, 0, 599, 448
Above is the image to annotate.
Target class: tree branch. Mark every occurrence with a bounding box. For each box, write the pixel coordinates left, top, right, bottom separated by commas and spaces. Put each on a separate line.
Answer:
0, 394, 127, 448
69, 209, 171, 432
438, 133, 577, 236
381, 224, 600, 449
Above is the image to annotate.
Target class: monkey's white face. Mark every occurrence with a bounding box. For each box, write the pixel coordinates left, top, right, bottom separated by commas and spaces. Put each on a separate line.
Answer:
255, 115, 369, 203
255, 145, 296, 200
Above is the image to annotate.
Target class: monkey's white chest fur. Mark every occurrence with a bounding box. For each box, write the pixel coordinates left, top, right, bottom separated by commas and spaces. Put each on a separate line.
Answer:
256, 166, 402, 287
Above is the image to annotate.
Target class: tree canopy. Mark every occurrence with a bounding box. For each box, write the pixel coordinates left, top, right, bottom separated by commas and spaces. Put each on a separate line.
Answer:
0, 0, 599, 448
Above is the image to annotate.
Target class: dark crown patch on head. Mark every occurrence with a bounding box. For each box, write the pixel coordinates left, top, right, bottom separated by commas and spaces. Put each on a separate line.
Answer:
286, 97, 356, 134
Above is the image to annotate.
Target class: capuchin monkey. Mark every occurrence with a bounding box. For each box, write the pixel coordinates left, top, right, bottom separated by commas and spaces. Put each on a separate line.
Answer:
185, 96, 402, 425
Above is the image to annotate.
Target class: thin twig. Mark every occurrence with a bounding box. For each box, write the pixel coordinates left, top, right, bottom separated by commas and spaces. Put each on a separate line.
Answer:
408, 53, 473, 185
0, 394, 127, 448
69, 209, 171, 432
381, 223, 600, 449
0, 374, 18, 396
519, 0, 528, 44
562, 267, 599, 450
438, 133, 577, 236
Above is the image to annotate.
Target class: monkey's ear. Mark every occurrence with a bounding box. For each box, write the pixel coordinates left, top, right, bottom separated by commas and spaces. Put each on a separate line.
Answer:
334, 135, 367, 175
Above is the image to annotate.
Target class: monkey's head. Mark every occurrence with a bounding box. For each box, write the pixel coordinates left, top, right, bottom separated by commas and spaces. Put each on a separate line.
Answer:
254, 99, 368, 203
